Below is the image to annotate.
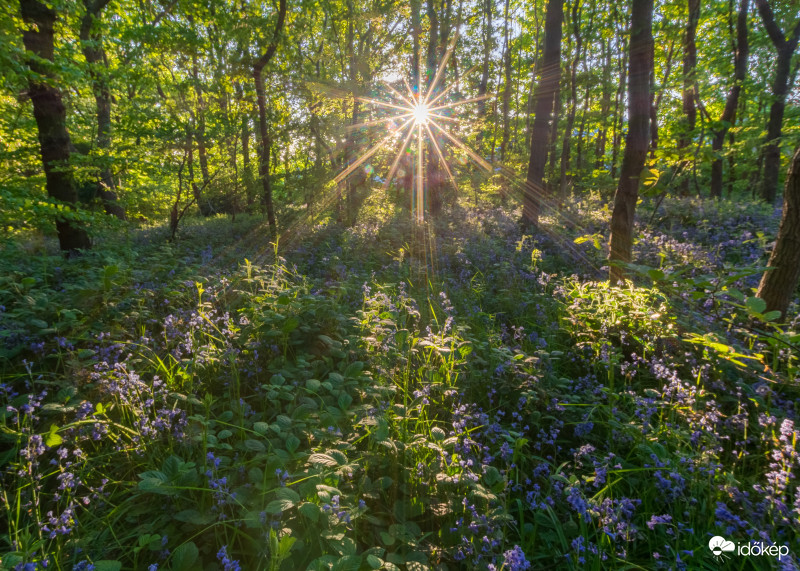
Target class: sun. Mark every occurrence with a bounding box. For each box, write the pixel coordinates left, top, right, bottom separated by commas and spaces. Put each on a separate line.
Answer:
332, 33, 492, 222
413, 103, 429, 125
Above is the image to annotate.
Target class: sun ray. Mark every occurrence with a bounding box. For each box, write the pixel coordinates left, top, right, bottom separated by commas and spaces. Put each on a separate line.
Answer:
383, 81, 415, 107
425, 63, 481, 108
423, 34, 458, 105
402, 76, 417, 103
427, 94, 492, 113
344, 112, 413, 132
427, 120, 492, 171
354, 96, 411, 113
427, 112, 467, 124
424, 121, 458, 193
334, 116, 414, 184
416, 122, 424, 221
382, 121, 417, 191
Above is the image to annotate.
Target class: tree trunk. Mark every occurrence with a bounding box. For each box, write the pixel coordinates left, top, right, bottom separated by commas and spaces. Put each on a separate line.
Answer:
500, 0, 512, 161
757, 145, 800, 319
402, 0, 422, 202
79, 0, 125, 220
253, 0, 286, 239
426, 0, 443, 217
710, 0, 749, 198
678, 0, 700, 196
558, 0, 583, 201
477, 0, 492, 127
608, 0, 653, 284
755, 0, 800, 203
20, 0, 91, 253
191, 50, 213, 216
595, 35, 611, 169
648, 39, 675, 159
522, 0, 563, 226
610, 16, 628, 179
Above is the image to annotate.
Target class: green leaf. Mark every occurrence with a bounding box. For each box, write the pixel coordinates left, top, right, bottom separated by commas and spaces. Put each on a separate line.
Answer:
344, 361, 364, 377
276, 487, 300, 503
745, 296, 767, 314
253, 422, 270, 435
338, 392, 353, 410
762, 310, 781, 322
286, 435, 300, 454
309, 453, 338, 467
244, 439, 266, 452
299, 502, 320, 522
45, 425, 62, 447
171, 542, 199, 571
93, 561, 122, 571
265, 498, 293, 514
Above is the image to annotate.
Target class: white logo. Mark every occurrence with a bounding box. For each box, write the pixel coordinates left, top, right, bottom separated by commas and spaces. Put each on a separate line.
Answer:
708, 535, 790, 563
709, 536, 735, 562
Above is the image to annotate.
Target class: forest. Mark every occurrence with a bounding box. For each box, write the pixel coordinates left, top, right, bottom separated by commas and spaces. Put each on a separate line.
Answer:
1, 0, 800, 568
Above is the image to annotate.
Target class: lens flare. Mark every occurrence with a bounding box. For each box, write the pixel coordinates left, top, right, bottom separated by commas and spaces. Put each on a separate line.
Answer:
332, 32, 493, 223
413, 104, 429, 125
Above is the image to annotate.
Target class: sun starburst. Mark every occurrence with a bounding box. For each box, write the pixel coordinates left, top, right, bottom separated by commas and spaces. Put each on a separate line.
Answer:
333, 34, 492, 223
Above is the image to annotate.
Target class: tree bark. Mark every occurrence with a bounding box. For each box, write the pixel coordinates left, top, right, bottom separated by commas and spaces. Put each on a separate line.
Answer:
191, 47, 213, 216
610, 11, 628, 179
710, 0, 749, 198
500, 0, 512, 161
648, 39, 675, 159
757, 145, 800, 320
477, 0, 492, 127
608, 0, 653, 284
594, 35, 611, 169
425, 0, 444, 217
755, 0, 800, 203
20, 0, 91, 253
253, 0, 287, 239
678, 0, 700, 196
558, 0, 583, 201
79, 0, 125, 220
522, 0, 563, 226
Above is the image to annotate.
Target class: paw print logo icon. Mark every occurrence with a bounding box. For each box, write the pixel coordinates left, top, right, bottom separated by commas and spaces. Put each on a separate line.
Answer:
709, 536, 735, 562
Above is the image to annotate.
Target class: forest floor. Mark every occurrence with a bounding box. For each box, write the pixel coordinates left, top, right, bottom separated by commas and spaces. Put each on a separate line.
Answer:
1, 193, 798, 571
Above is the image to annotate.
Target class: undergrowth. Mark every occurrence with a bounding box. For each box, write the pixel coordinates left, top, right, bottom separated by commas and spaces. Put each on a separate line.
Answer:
1, 199, 798, 570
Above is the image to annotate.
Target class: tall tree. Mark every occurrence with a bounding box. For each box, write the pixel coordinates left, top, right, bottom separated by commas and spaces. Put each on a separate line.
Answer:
678, 0, 700, 196
608, 0, 653, 284
522, 0, 563, 226
558, 0, 584, 201
253, 0, 287, 239
709, 0, 749, 198
500, 0, 512, 160
19, 0, 91, 253
79, 0, 126, 220
755, 0, 800, 203
757, 144, 800, 319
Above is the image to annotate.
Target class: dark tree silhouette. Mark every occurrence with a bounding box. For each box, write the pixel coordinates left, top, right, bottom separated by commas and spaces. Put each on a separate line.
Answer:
608, 0, 653, 284
755, 0, 800, 203
522, 0, 563, 227
757, 145, 800, 320
20, 0, 92, 253
253, 0, 287, 239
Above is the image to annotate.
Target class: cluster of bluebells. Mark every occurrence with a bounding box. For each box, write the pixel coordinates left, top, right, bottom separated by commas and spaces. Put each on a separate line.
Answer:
487, 545, 531, 570
216, 545, 241, 571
